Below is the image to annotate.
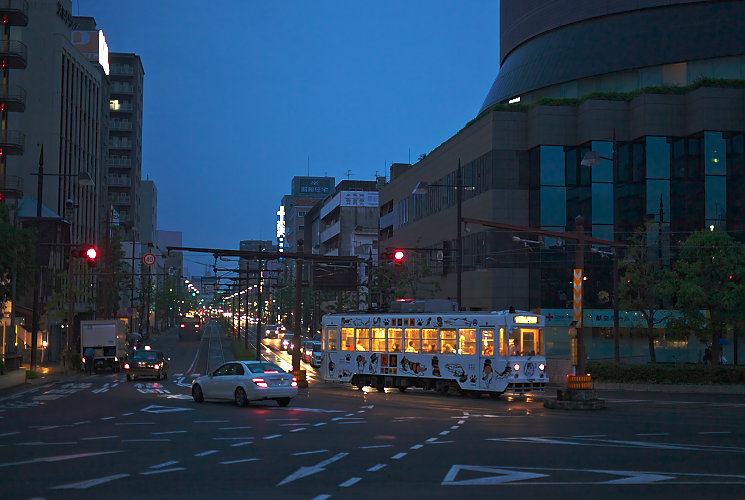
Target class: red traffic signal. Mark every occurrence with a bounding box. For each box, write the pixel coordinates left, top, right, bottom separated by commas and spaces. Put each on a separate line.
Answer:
78, 246, 98, 267
393, 249, 406, 267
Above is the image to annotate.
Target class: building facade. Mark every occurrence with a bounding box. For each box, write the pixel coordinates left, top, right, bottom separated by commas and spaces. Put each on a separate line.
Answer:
379, 0, 745, 362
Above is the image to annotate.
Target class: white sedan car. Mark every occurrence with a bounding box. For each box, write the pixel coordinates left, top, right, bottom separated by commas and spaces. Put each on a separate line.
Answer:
191, 361, 297, 407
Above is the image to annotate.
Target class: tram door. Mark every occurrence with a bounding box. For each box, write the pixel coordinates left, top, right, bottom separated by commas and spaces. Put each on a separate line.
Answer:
478, 328, 495, 390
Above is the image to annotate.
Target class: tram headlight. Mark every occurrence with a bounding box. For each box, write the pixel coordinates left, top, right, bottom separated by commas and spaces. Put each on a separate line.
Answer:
513, 363, 520, 371
538, 363, 545, 371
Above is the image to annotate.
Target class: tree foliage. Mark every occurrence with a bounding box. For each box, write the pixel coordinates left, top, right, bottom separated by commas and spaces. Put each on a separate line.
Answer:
666, 230, 745, 364
0, 204, 34, 310
618, 227, 671, 362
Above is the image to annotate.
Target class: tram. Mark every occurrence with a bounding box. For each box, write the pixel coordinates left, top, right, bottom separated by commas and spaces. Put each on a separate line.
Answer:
320, 309, 548, 396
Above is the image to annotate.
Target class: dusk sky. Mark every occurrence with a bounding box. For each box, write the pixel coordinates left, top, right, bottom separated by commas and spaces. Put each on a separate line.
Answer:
78, 1, 501, 271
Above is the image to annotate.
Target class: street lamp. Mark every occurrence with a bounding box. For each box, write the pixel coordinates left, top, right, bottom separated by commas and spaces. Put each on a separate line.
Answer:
582, 148, 621, 364
412, 159, 474, 310
30, 145, 95, 370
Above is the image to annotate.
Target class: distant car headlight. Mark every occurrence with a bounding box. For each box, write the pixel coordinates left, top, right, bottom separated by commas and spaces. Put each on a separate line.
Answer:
513, 363, 520, 371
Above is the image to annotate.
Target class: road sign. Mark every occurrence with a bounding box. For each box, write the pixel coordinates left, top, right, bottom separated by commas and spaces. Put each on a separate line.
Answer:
143, 253, 156, 266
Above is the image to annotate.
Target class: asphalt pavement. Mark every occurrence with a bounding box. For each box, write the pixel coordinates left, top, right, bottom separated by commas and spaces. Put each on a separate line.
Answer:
1, 322, 743, 500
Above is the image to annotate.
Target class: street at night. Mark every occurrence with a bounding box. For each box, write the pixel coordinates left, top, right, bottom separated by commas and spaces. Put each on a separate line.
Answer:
1, 324, 744, 500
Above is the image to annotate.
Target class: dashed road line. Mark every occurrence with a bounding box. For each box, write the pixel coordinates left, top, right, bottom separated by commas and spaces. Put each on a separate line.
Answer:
150, 461, 179, 469
49, 473, 130, 489
264, 434, 282, 440
359, 445, 392, 449
140, 467, 185, 475
231, 441, 254, 447
367, 463, 387, 472
293, 449, 328, 456
193, 420, 229, 423
122, 439, 171, 442
410, 444, 423, 450
219, 426, 252, 430
152, 430, 187, 435
213, 437, 254, 441
290, 428, 306, 433
339, 477, 362, 487
221, 458, 260, 465
194, 450, 219, 457
391, 452, 407, 460
80, 435, 119, 441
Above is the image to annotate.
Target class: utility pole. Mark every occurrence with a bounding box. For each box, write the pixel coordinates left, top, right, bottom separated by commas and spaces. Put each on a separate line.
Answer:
256, 252, 263, 361
292, 240, 304, 374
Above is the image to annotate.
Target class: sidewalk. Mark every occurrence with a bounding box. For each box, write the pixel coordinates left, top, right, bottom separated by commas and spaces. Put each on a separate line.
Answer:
0, 362, 81, 397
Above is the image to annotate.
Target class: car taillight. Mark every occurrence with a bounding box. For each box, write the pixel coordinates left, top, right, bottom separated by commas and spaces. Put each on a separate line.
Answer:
123, 363, 130, 370
180, 324, 186, 328
291, 377, 298, 388
252, 377, 268, 388
265, 371, 279, 374
154, 364, 161, 370
195, 324, 200, 328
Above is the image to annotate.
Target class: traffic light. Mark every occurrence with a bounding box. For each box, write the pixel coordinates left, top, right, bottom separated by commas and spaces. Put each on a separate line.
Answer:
393, 249, 406, 267
81, 246, 98, 267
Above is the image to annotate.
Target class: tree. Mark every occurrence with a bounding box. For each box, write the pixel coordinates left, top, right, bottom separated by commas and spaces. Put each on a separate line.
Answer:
368, 255, 441, 311
0, 204, 34, 310
618, 227, 671, 363
665, 230, 745, 365
97, 226, 129, 319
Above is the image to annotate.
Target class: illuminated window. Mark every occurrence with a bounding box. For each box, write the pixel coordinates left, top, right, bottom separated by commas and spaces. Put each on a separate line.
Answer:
440, 329, 456, 354
404, 328, 420, 353
372, 328, 386, 352
499, 327, 507, 356
423, 329, 438, 354
109, 99, 120, 111
458, 329, 477, 355
326, 328, 338, 351
355, 328, 370, 351
481, 329, 494, 356
521, 328, 540, 355
342, 327, 354, 351
387, 328, 403, 352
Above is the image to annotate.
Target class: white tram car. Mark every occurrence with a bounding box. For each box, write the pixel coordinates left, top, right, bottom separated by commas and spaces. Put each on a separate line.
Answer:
320, 310, 548, 396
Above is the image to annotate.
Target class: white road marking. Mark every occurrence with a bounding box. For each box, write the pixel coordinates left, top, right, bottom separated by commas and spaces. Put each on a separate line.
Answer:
100, 417, 116, 420
361, 405, 374, 408
150, 461, 179, 469
0, 432, 20, 437
367, 464, 387, 472
277, 452, 349, 486
339, 421, 366, 424
314, 423, 327, 427
636, 433, 669, 436
152, 430, 187, 435
391, 452, 407, 460
140, 467, 185, 475
231, 441, 254, 447
339, 477, 362, 487
700, 431, 732, 435
457, 420, 465, 424
194, 450, 219, 456
221, 458, 260, 464
0, 450, 123, 468
359, 445, 392, 449
410, 445, 423, 450
122, 439, 171, 442
140, 405, 192, 414
80, 436, 119, 441
572, 435, 606, 438
16, 441, 77, 446
115, 422, 155, 425
426, 438, 438, 442
439, 431, 450, 436
311, 495, 331, 500
293, 450, 328, 456
121, 413, 134, 416
264, 434, 282, 440
450, 425, 460, 430
267, 418, 300, 421
50, 473, 130, 489
290, 428, 307, 433
332, 417, 365, 421
219, 426, 252, 430
73, 421, 91, 425
280, 423, 308, 427
213, 437, 253, 440
193, 420, 229, 423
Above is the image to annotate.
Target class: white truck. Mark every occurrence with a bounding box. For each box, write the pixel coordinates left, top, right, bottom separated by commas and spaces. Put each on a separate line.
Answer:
80, 320, 127, 372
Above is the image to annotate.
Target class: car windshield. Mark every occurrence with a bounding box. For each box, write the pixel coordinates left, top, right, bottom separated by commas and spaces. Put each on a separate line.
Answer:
247, 362, 284, 374
132, 351, 159, 361
312, 342, 322, 351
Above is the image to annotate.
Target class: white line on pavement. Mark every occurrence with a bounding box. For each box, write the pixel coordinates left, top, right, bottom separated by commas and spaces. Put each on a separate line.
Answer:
391, 452, 407, 460
194, 450, 219, 456
290, 428, 306, 433
410, 445, 423, 450
80, 436, 120, 441
150, 461, 179, 469
359, 445, 392, 449
140, 467, 185, 475
193, 420, 229, 423
122, 439, 171, 442
152, 430, 188, 435
367, 464, 387, 472
231, 441, 254, 447
219, 426, 252, 430
115, 422, 155, 425
50, 473, 130, 489
339, 477, 361, 487
221, 458, 260, 465
264, 434, 282, 440
292, 450, 328, 456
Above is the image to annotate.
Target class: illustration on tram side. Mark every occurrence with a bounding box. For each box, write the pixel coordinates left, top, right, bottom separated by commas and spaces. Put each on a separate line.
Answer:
320, 310, 548, 396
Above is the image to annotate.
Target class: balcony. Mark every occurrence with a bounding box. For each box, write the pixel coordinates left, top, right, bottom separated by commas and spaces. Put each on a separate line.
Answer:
0, 40, 27, 69
107, 177, 131, 186
0, 0, 29, 26
109, 121, 133, 130
0, 130, 24, 155
106, 157, 132, 167
110, 83, 134, 94
109, 140, 132, 149
110, 195, 131, 205
0, 84, 25, 112
109, 64, 133, 75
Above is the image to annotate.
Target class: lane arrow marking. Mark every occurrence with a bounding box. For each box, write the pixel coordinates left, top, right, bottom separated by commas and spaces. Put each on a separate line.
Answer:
277, 452, 348, 486
443, 465, 549, 485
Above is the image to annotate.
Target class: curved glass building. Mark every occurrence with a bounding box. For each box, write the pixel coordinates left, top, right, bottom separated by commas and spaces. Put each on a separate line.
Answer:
379, 0, 745, 363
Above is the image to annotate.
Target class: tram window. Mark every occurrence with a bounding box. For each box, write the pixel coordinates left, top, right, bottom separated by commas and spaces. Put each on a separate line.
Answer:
372, 328, 386, 352
404, 328, 421, 353
388, 328, 403, 352
423, 328, 438, 353
481, 330, 494, 356
499, 327, 507, 356
440, 329, 456, 354
342, 328, 355, 351
356, 328, 370, 351
459, 329, 476, 354
327, 329, 339, 351
509, 330, 521, 356
521, 329, 539, 355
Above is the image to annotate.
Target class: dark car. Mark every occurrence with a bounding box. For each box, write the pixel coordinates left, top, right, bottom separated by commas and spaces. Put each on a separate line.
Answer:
123, 349, 169, 381
179, 316, 201, 340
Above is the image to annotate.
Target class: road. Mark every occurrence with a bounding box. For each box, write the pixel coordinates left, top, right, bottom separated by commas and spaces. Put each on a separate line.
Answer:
1, 322, 744, 499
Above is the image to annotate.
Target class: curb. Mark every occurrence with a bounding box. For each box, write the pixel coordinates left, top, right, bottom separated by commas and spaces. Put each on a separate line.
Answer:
593, 382, 745, 394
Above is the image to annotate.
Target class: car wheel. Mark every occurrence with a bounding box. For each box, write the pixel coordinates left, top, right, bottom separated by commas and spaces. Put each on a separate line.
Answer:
234, 387, 249, 407
192, 384, 204, 403
126, 374, 132, 381
276, 397, 291, 407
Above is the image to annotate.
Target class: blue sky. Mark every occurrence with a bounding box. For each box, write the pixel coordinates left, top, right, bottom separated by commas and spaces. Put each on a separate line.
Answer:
77, 1, 500, 270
